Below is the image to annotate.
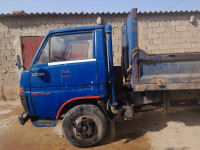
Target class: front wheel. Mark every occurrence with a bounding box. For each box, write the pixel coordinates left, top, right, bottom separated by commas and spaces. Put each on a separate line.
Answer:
62, 104, 108, 147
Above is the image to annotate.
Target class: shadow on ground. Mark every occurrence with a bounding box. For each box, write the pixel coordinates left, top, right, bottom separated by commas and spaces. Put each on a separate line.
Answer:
99, 107, 200, 147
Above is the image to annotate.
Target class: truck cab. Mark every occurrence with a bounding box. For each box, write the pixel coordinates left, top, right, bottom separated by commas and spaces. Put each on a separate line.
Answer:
18, 25, 114, 120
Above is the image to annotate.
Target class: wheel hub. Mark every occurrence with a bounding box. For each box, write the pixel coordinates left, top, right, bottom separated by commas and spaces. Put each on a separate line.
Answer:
73, 117, 96, 139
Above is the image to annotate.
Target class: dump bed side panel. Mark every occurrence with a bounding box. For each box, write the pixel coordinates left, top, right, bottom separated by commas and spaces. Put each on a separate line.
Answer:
135, 52, 200, 91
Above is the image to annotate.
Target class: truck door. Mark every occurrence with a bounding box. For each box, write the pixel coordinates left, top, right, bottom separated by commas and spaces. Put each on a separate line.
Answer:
30, 32, 99, 117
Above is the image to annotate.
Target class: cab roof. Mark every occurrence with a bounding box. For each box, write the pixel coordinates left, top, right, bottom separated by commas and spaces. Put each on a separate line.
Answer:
48, 25, 104, 35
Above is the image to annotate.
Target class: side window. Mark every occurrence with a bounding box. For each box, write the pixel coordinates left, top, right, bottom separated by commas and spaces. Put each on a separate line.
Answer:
65, 41, 92, 60
36, 33, 93, 64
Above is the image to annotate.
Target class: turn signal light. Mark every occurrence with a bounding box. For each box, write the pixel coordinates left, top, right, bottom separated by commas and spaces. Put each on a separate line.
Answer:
19, 87, 24, 93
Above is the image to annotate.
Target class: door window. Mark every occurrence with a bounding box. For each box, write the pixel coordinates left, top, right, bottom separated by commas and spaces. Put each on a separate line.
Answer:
37, 33, 93, 64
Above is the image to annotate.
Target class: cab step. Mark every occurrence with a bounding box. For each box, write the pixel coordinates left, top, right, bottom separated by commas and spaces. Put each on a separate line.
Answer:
32, 119, 58, 127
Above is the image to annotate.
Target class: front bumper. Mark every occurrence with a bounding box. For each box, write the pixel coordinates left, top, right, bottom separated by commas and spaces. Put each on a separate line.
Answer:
20, 95, 30, 114
18, 112, 29, 125
19, 94, 30, 125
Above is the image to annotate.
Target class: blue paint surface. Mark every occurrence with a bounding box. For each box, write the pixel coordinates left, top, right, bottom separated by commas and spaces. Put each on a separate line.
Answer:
139, 54, 200, 85
62, 70, 71, 78
105, 25, 117, 106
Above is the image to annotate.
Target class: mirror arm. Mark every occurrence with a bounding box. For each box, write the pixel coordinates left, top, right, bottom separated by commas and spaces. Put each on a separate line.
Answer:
15, 63, 26, 69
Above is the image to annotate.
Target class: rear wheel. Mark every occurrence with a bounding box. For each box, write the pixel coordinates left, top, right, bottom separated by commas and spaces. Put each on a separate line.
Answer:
62, 104, 108, 147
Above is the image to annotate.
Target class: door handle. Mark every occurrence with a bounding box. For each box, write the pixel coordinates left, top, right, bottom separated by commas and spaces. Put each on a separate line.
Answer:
32, 73, 45, 77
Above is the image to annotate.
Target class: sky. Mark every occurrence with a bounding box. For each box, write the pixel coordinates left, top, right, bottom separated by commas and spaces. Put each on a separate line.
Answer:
0, 0, 200, 14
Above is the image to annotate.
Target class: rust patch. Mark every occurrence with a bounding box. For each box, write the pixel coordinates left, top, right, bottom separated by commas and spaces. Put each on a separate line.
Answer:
132, 8, 137, 21
133, 26, 137, 32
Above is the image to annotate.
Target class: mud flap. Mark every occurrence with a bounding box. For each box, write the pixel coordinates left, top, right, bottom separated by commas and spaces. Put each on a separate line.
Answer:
110, 117, 116, 140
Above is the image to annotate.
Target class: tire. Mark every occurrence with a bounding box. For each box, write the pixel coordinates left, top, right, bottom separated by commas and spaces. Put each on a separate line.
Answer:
62, 104, 108, 147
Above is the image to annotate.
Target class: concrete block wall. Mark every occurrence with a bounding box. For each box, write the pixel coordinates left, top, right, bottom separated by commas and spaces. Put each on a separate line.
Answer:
0, 14, 126, 100
138, 12, 200, 54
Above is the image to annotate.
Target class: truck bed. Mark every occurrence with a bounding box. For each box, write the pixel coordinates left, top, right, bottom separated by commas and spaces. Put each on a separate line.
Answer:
134, 51, 200, 91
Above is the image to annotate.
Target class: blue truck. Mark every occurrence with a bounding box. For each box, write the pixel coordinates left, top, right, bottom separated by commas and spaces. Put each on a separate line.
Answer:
17, 8, 200, 147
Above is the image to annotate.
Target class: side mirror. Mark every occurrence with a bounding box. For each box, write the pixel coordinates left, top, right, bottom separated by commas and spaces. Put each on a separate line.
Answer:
16, 55, 22, 70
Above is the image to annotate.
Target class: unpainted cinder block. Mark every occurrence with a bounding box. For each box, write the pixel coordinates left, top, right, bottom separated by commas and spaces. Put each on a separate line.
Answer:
176, 26, 187, 32
181, 43, 192, 49
148, 22, 159, 28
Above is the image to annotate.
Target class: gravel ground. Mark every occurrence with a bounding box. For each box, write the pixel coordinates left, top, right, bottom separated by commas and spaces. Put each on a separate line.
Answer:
0, 100, 200, 150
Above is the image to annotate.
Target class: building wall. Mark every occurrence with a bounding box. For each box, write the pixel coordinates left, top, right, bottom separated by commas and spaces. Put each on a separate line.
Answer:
138, 12, 200, 54
0, 11, 200, 100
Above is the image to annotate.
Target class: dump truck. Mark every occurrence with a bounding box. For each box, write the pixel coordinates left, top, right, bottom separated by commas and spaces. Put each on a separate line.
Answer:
17, 8, 200, 147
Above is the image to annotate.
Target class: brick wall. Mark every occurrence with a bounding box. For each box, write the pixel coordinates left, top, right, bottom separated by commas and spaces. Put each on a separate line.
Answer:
138, 12, 200, 54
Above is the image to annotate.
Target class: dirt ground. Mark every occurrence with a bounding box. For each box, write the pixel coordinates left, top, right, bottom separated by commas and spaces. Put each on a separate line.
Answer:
0, 100, 200, 150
